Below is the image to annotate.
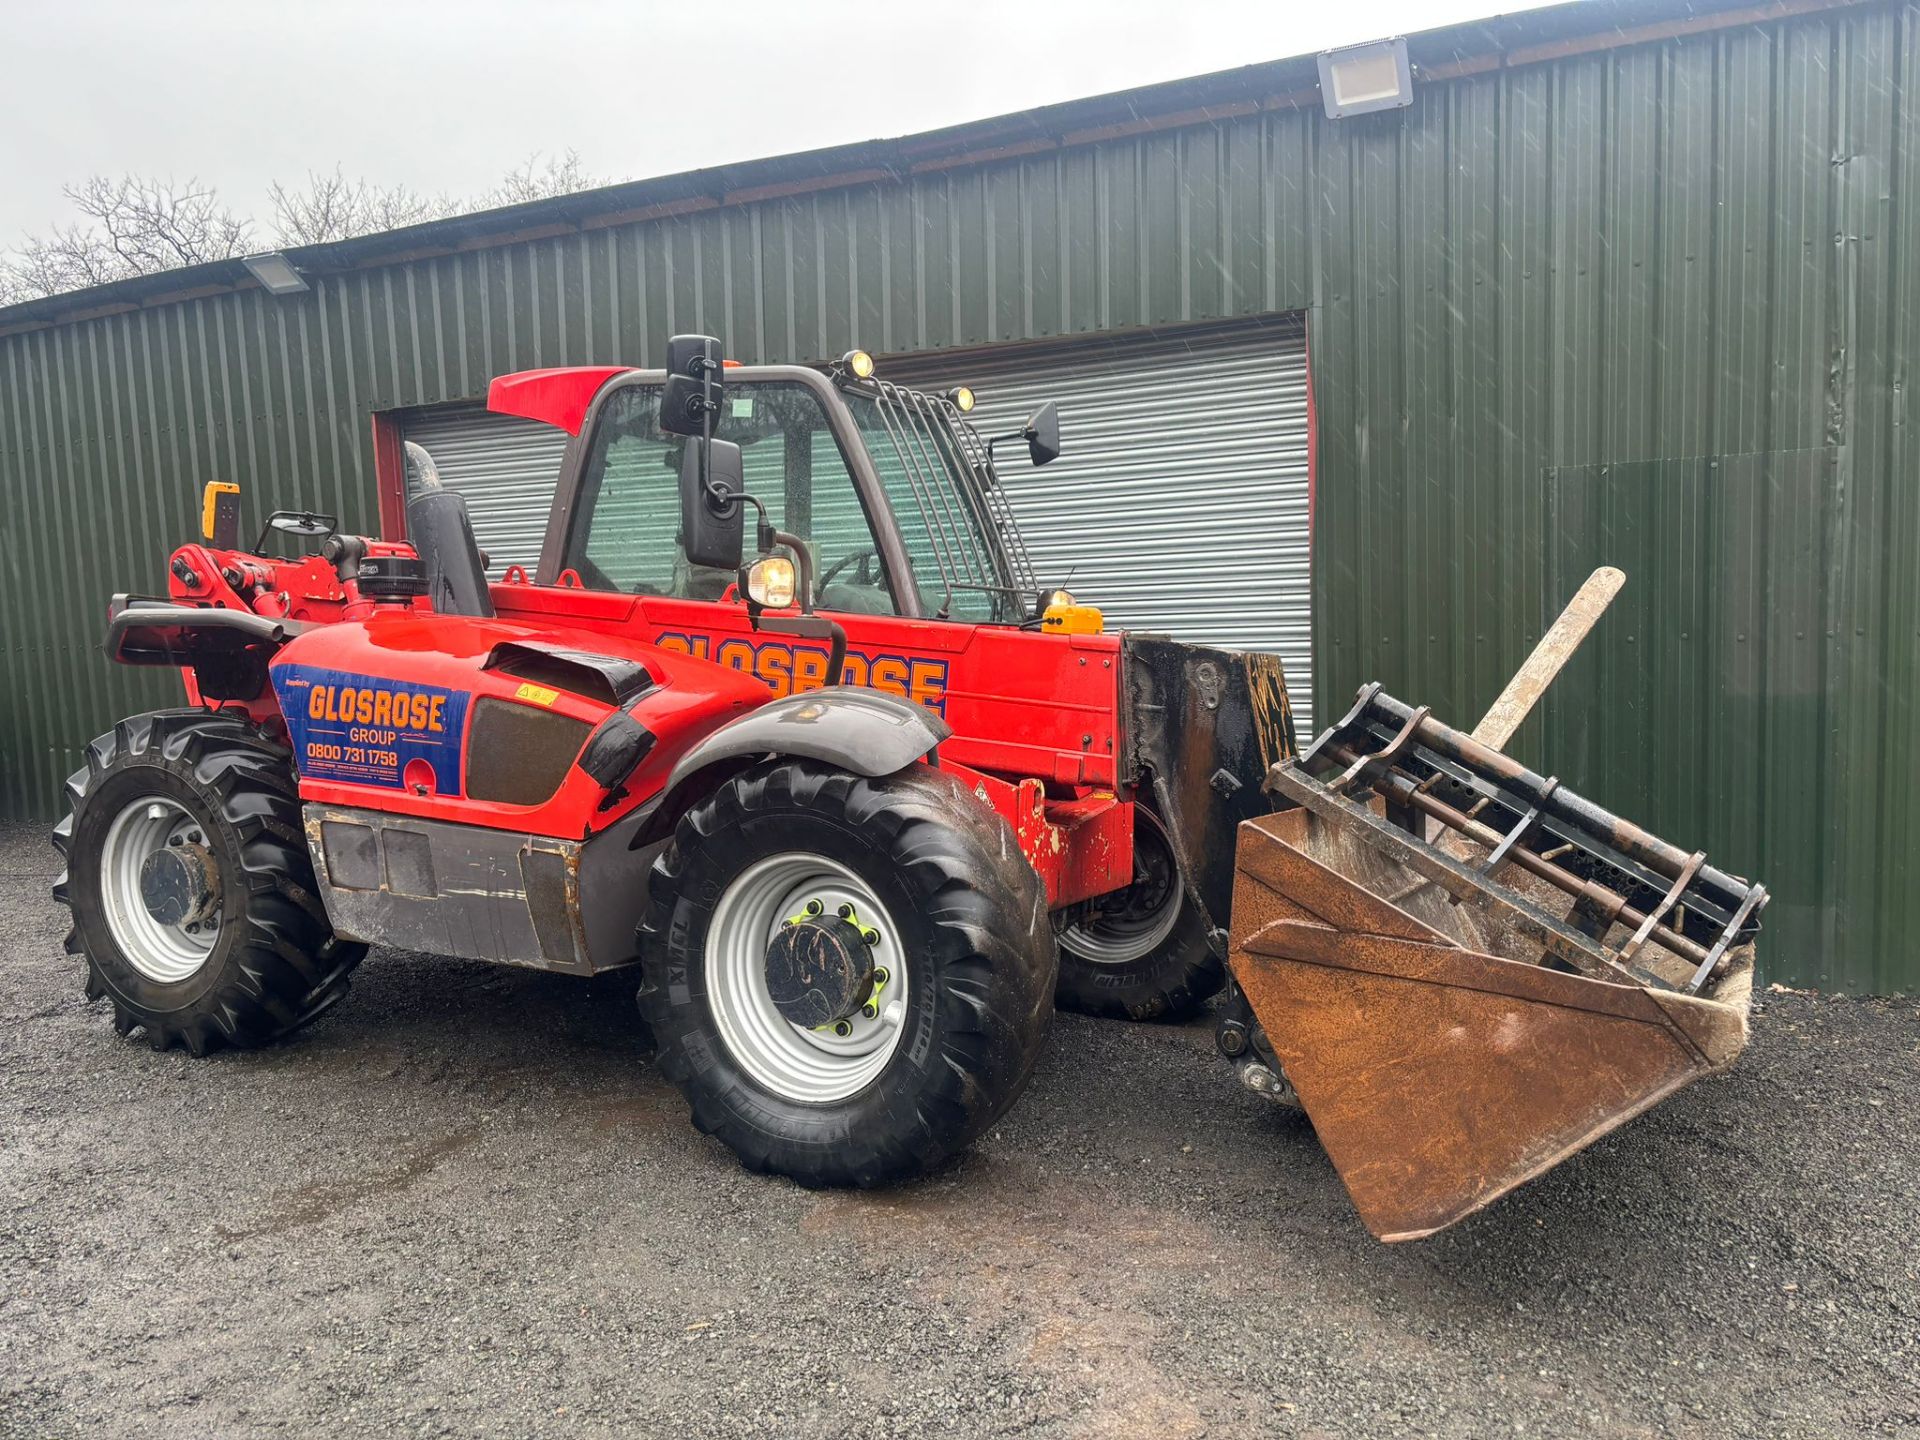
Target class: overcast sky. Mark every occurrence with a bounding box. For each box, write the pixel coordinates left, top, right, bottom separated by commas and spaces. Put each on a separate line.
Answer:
1, 0, 1562, 243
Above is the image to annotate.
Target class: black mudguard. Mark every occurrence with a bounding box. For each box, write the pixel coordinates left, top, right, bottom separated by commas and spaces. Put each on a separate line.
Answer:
633, 687, 952, 847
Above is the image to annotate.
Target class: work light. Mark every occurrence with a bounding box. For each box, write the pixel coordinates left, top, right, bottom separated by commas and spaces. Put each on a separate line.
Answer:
1318, 37, 1413, 119
745, 556, 798, 609
947, 386, 976, 413
842, 349, 876, 380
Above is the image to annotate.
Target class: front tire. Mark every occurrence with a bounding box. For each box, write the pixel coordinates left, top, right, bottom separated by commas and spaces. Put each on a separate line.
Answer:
639, 759, 1056, 1187
52, 710, 362, 1055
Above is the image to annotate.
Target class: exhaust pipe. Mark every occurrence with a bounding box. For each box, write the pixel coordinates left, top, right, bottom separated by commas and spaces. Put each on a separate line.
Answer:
403, 440, 494, 619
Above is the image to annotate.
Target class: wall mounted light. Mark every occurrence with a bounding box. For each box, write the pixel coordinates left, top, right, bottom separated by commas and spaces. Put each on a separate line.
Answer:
1318, 37, 1414, 119
241, 252, 309, 296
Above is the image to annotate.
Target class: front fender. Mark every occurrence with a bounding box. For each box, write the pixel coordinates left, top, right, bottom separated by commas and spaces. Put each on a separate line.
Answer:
662, 687, 951, 795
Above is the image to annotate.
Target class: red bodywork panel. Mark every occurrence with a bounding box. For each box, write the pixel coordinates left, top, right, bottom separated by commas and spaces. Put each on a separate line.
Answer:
266, 610, 766, 838
490, 584, 1124, 789
487, 367, 635, 436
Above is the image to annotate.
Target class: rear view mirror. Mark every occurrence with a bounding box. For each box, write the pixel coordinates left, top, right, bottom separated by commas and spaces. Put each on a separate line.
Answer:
679, 438, 746, 571
252, 509, 337, 553
1024, 401, 1061, 466
659, 334, 725, 438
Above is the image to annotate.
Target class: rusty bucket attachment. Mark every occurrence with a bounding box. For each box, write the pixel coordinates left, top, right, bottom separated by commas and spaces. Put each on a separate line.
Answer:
1226, 684, 1765, 1242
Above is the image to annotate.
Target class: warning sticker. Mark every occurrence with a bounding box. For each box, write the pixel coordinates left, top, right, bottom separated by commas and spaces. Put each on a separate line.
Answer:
273, 664, 469, 794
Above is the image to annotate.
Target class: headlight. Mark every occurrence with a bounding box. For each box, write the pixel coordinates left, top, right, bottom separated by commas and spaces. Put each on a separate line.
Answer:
746, 556, 797, 608
947, 385, 976, 413
842, 349, 875, 380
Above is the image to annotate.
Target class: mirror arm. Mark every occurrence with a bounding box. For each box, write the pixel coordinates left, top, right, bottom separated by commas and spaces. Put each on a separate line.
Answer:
757, 612, 848, 688
769, 528, 814, 615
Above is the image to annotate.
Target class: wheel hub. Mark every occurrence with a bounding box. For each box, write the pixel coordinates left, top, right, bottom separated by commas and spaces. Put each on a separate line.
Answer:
139, 843, 220, 928
706, 856, 907, 1103
99, 795, 221, 983
765, 912, 875, 1029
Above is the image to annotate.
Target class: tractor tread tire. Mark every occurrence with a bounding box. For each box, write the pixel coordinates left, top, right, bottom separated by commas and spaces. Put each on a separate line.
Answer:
639, 758, 1056, 1188
1054, 905, 1223, 1022
53, 709, 360, 1056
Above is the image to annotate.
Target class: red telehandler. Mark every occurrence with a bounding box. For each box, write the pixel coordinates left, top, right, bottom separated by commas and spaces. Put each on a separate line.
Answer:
55, 335, 1763, 1239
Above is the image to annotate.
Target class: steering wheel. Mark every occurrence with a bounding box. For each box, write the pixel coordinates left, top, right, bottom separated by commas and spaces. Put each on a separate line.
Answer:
818, 547, 881, 589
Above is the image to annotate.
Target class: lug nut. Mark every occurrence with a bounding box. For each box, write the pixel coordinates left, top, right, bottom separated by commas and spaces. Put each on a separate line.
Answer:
837, 903, 854, 919
832, 1020, 853, 1038
861, 1002, 878, 1019
861, 928, 880, 947
805, 899, 824, 917
872, 966, 889, 985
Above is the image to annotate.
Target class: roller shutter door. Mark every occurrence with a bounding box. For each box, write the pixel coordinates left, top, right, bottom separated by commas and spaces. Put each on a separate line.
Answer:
883, 317, 1312, 737
399, 407, 569, 577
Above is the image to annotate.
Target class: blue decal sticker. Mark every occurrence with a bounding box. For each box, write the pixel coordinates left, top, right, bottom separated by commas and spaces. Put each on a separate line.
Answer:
273, 664, 469, 794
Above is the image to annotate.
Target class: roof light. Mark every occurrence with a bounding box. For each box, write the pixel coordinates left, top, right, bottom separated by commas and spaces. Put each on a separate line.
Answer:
843, 349, 875, 380
947, 386, 976, 414
240, 251, 309, 296
1318, 37, 1413, 119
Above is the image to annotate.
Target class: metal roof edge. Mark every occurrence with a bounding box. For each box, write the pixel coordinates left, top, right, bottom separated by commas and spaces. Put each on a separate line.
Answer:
0, 0, 1872, 336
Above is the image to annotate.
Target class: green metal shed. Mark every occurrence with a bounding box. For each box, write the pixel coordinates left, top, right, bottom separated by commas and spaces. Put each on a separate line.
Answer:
0, 0, 1912, 992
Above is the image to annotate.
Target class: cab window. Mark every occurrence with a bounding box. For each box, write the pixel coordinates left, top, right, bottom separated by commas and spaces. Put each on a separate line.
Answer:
562, 382, 897, 615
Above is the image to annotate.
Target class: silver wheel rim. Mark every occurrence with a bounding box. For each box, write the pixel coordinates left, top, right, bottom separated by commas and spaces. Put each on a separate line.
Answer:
1060, 815, 1184, 966
706, 853, 908, 1104
99, 796, 220, 983
1060, 886, 1184, 965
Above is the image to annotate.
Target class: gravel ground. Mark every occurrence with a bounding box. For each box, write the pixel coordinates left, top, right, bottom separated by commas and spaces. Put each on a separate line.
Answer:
1, 820, 1915, 1439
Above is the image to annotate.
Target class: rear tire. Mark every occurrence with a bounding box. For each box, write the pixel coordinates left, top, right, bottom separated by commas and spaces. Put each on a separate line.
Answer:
639, 759, 1055, 1187
52, 710, 361, 1055
1054, 809, 1223, 1022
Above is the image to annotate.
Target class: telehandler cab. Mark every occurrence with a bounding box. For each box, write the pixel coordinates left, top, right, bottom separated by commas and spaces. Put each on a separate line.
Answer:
57, 334, 1764, 1239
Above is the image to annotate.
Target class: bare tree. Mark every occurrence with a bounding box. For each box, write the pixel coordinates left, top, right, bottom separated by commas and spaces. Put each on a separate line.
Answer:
0, 267, 32, 308
268, 166, 456, 245
2, 175, 252, 302
485, 149, 616, 207
2, 154, 623, 307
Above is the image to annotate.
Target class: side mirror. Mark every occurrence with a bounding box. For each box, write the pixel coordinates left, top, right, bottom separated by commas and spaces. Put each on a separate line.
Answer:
1024, 400, 1061, 466
252, 509, 338, 553
659, 333, 725, 439
679, 438, 746, 571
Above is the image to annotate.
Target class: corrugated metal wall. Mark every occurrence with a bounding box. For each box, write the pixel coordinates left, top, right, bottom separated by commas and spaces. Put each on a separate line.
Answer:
0, 0, 1913, 990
